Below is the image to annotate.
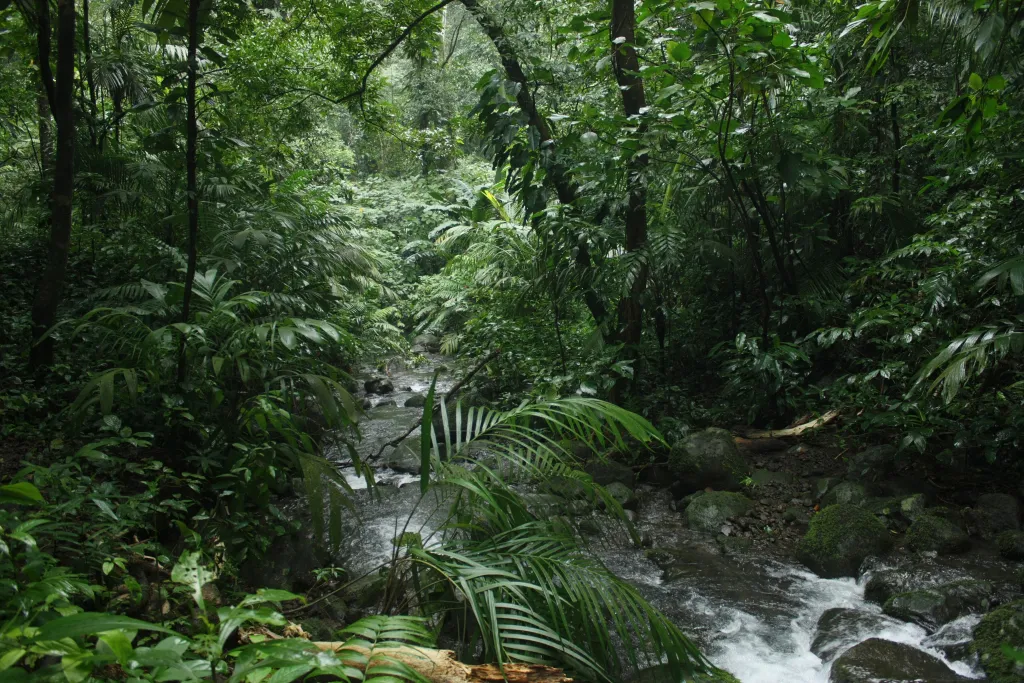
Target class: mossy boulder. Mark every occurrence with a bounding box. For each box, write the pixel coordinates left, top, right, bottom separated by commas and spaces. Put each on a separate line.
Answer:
796, 504, 892, 578
668, 428, 748, 495
821, 481, 868, 508
997, 530, 1024, 560
403, 393, 426, 408
829, 638, 974, 682
883, 580, 994, 631
811, 608, 902, 662
604, 481, 638, 510
970, 599, 1024, 683
684, 491, 753, 533
906, 514, 970, 554
626, 663, 740, 683
846, 445, 897, 480
967, 493, 1020, 539
900, 493, 927, 521
584, 459, 636, 489
864, 568, 922, 605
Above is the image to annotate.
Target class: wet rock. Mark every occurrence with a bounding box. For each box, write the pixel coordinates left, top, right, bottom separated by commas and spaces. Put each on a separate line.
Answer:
811, 608, 903, 662
901, 493, 927, 521
906, 514, 970, 554
715, 534, 753, 557
883, 580, 994, 631
577, 517, 602, 536
967, 493, 1020, 539
863, 496, 911, 531
376, 399, 397, 408
923, 615, 983, 662
384, 443, 421, 474
364, 378, 395, 395
864, 568, 923, 605
404, 394, 426, 408
668, 428, 749, 496
626, 663, 740, 683
361, 398, 372, 409
604, 482, 638, 510
846, 445, 897, 480
412, 333, 441, 352
970, 599, 1024, 683
822, 481, 868, 508
783, 506, 809, 525
998, 530, 1024, 560
796, 504, 892, 578
813, 477, 842, 501
829, 638, 974, 682
684, 491, 754, 533
585, 460, 636, 489
750, 468, 794, 486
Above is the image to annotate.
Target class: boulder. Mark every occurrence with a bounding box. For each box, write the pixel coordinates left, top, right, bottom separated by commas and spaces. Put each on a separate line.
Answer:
829, 638, 974, 682
846, 445, 897, 480
864, 568, 923, 605
906, 514, 970, 554
684, 491, 754, 533
863, 496, 910, 531
584, 460, 636, 489
750, 468, 795, 486
900, 493, 927, 521
384, 443, 421, 474
811, 608, 903, 662
998, 530, 1024, 560
668, 428, 748, 495
821, 481, 868, 508
970, 599, 1024, 683
364, 377, 395, 395
813, 476, 842, 501
626, 663, 740, 683
412, 333, 441, 353
404, 394, 427, 408
796, 504, 892, 578
883, 580, 994, 631
604, 482, 638, 510
967, 493, 1020, 539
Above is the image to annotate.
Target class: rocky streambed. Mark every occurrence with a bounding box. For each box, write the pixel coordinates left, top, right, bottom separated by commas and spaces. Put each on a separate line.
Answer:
300, 354, 1024, 683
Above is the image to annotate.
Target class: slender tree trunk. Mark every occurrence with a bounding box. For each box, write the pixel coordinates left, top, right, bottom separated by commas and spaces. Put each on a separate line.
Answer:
82, 0, 99, 149
890, 101, 901, 194
29, 0, 75, 370
37, 85, 53, 180
460, 0, 610, 333
610, 0, 649, 354
177, 0, 200, 385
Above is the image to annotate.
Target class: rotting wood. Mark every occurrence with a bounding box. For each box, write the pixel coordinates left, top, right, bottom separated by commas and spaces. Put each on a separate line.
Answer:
739, 409, 839, 439
314, 643, 572, 683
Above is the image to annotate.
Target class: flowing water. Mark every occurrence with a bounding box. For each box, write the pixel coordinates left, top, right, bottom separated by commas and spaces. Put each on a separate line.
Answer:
329, 356, 1006, 682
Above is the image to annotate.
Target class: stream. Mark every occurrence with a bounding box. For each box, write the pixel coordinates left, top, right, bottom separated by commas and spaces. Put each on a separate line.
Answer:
327, 356, 1002, 682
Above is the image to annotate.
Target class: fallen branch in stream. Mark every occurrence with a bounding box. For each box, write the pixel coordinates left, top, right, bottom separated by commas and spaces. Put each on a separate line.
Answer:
370, 348, 501, 461
739, 409, 840, 439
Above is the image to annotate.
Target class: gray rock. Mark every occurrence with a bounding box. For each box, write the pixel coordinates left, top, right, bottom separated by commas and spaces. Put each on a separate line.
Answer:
384, 443, 421, 474
813, 477, 842, 501
811, 608, 903, 662
901, 493, 927, 521
883, 580, 994, 631
822, 481, 868, 507
864, 569, 925, 605
783, 506, 809, 525
796, 504, 892, 578
966, 493, 1020, 539
846, 445, 897, 480
412, 333, 441, 352
684, 491, 754, 533
669, 428, 749, 496
604, 482, 638, 510
715, 534, 753, 557
364, 378, 395, 394
750, 468, 795, 486
585, 460, 636, 489
906, 514, 970, 554
829, 638, 974, 682
404, 394, 427, 408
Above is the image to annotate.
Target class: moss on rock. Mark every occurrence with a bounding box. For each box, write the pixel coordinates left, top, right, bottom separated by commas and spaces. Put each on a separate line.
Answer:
997, 530, 1024, 560
796, 504, 892, 578
669, 428, 748, 495
906, 514, 970, 554
970, 599, 1024, 683
684, 491, 754, 533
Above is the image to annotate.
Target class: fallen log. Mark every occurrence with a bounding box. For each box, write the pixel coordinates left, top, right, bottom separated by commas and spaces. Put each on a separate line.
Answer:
740, 409, 839, 439
314, 643, 572, 683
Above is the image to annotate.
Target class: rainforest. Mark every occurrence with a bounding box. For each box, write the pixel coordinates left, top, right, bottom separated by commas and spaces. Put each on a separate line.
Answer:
1, 0, 1023, 680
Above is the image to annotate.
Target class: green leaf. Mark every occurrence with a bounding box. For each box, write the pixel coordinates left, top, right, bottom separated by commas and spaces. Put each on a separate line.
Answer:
171, 551, 216, 612
667, 41, 691, 61
36, 613, 178, 641
420, 373, 439, 495
969, 72, 983, 90
986, 74, 1006, 92
0, 482, 44, 505
771, 31, 793, 47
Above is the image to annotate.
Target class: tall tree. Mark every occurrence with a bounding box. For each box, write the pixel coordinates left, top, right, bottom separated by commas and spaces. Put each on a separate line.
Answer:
29, 0, 76, 369
177, 0, 201, 384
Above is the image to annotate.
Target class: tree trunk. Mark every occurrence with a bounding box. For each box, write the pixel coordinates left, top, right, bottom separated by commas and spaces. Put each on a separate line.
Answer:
37, 85, 52, 180
29, 0, 75, 370
890, 101, 901, 194
82, 0, 99, 149
460, 0, 609, 333
177, 0, 200, 385
610, 0, 649, 352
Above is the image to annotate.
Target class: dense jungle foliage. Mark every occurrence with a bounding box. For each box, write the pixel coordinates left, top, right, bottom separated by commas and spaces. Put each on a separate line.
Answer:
0, 0, 1023, 679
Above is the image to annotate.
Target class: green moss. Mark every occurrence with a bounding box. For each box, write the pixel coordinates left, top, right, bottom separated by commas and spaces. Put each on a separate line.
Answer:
997, 530, 1024, 560
906, 514, 970, 554
970, 599, 1024, 683
796, 504, 892, 578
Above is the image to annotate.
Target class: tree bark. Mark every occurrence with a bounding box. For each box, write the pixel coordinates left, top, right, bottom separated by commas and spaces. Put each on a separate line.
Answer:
890, 101, 901, 194
29, 0, 75, 370
177, 0, 201, 384
610, 0, 649, 351
37, 85, 52, 179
